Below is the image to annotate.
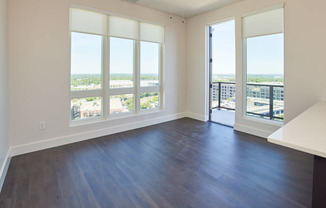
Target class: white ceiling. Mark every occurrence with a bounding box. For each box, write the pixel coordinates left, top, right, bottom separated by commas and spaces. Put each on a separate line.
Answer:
122, 0, 242, 18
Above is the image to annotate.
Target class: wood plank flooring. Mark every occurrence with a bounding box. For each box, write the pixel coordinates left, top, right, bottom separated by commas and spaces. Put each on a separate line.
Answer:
0, 118, 313, 208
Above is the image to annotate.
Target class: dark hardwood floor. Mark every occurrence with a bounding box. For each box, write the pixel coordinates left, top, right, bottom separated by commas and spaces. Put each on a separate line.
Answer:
0, 118, 313, 208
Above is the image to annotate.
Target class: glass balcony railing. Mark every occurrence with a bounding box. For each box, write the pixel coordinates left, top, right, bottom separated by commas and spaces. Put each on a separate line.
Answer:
211, 82, 284, 121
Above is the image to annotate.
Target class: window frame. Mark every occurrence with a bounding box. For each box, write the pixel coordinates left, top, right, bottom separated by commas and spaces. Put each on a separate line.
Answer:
107, 36, 136, 117
242, 7, 284, 123
69, 7, 164, 124
69, 31, 106, 123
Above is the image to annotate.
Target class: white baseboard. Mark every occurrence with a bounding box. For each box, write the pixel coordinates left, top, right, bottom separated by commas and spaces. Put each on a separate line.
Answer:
185, 112, 207, 122
11, 113, 187, 156
0, 149, 11, 194
234, 123, 272, 138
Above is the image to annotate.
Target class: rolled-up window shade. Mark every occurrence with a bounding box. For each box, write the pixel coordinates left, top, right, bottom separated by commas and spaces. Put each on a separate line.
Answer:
140, 23, 164, 43
242, 8, 283, 38
109, 16, 138, 39
70, 8, 107, 36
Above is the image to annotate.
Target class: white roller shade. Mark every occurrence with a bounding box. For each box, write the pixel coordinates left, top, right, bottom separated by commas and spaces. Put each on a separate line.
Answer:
140, 23, 164, 43
109, 16, 138, 39
242, 8, 283, 38
70, 8, 107, 36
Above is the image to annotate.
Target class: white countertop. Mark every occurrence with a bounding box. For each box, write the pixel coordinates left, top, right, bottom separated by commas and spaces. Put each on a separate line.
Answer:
268, 101, 326, 158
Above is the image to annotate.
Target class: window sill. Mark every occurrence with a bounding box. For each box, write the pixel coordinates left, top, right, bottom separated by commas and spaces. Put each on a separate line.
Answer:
70, 108, 164, 127
69, 116, 106, 127
242, 114, 284, 127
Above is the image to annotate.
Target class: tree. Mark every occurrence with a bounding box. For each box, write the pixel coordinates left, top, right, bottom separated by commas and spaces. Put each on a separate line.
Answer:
126, 98, 134, 111
152, 96, 159, 102
140, 102, 151, 109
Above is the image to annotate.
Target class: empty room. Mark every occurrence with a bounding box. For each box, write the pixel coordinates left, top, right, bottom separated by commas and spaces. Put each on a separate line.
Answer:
1, 0, 326, 207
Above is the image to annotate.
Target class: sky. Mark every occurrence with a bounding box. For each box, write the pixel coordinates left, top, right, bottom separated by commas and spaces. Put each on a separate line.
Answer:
110, 37, 133, 75
71, 32, 159, 75
71, 32, 102, 75
211, 20, 235, 75
211, 20, 284, 75
246, 33, 284, 75
71, 23, 284, 76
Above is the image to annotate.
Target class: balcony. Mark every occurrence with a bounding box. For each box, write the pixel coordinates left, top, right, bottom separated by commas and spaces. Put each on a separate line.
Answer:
211, 109, 235, 127
210, 82, 284, 123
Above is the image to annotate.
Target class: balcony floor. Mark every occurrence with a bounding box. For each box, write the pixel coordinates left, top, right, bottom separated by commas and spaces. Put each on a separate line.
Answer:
210, 109, 235, 127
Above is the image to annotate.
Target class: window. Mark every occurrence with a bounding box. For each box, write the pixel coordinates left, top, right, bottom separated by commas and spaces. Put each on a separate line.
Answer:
71, 32, 103, 91
140, 92, 159, 110
71, 97, 102, 120
70, 8, 164, 122
242, 8, 284, 121
140, 41, 160, 87
110, 94, 134, 115
110, 37, 134, 89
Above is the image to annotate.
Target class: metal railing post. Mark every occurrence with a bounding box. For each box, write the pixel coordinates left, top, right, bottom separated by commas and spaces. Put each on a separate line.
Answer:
218, 82, 221, 109
269, 86, 274, 120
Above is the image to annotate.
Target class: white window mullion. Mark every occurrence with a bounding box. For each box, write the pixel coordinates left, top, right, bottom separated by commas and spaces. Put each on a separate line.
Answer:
103, 36, 110, 119
106, 15, 111, 119
139, 86, 160, 94
100, 36, 106, 119
159, 43, 164, 110
135, 23, 141, 114
242, 38, 248, 117
110, 88, 135, 95
70, 90, 103, 99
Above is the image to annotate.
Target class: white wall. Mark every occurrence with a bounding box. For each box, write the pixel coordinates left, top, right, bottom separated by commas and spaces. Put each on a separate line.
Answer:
0, 0, 10, 188
186, 0, 326, 137
8, 0, 326, 153
8, 0, 186, 152
283, 0, 326, 122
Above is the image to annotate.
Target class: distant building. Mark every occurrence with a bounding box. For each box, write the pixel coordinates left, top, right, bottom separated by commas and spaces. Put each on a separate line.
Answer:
212, 84, 236, 101
79, 99, 102, 119
110, 98, 125, 114
109, 80, 158, 88
70, 98, 102, 120
212, 83, 236, 109
110, 80, 133, 88
246, 85, 284, 101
